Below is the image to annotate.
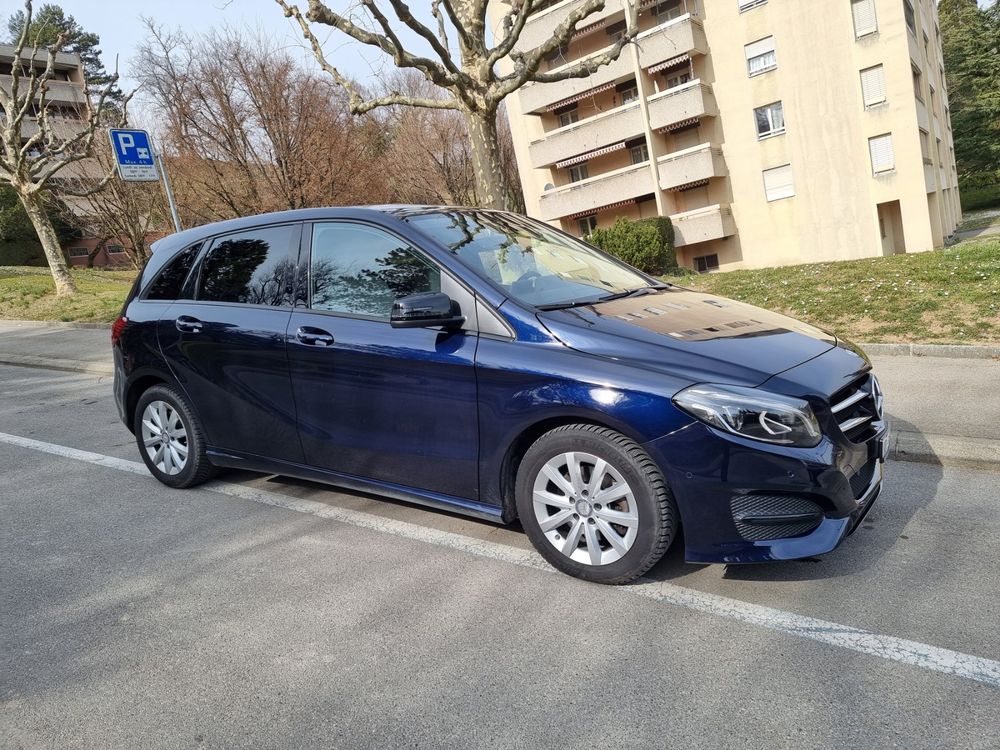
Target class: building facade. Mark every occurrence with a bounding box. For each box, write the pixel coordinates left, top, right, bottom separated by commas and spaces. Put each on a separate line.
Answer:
495, 0, 961, 271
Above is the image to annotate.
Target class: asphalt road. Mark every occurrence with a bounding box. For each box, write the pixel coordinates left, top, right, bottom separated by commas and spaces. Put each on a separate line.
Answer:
2, 363, 999, 749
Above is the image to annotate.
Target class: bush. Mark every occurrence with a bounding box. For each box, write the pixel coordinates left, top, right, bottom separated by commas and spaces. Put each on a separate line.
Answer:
586, 216, 675, 275
0, 240, 46, 266
960, 183, 1000, 212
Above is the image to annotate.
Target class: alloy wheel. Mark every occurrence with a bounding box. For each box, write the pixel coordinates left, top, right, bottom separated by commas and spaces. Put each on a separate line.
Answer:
140, 400, 189, 476
531, 451, 639, 566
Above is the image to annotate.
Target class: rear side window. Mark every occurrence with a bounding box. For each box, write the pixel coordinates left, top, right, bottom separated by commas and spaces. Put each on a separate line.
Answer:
197, 225, 299, 306
310, 223, 440, 318
145, 243, 201, 300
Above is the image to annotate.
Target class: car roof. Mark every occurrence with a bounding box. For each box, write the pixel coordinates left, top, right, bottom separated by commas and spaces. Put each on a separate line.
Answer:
148, 204, 487, 256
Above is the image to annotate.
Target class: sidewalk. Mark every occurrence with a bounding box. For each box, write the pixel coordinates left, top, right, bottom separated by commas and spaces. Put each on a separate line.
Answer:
1, 320, 998, 468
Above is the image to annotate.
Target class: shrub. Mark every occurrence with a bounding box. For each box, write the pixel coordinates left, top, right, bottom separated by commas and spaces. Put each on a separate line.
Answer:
960, 183, 1000, 212
0, 239, 46, 266
586, 216, 675, 275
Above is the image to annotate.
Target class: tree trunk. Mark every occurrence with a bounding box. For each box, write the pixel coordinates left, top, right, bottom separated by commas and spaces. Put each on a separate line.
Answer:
18, 189, 77, 295
465, 110, 510, 211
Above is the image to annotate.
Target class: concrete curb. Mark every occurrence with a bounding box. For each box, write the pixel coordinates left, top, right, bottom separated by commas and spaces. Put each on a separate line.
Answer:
862, 342, 1000, 359
0, 319, 111, 330
0, 354, 113, 377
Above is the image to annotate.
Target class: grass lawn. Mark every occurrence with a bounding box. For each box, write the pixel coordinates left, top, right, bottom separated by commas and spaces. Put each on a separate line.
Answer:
680, 237, 1000, 345
0, 266, 136, 323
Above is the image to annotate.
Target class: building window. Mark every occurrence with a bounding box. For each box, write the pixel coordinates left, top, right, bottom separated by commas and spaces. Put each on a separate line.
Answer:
557, 108, 579, 128
616, 81, 639, 104
606, 21, 626, 43
739, 0, 767, 12
654, 0, 683, 22
903, 0, 916, 35
665, 70, 692, 89
694, 254, 720, 273
851, 0, 878, 38
860, 65, 887, 107
919, 129, 931, 163
68, 247, 89, 258
106, 244, 125, 254
754, 101, 785, 139
869, 133, 895, 175
577, 215, 598, 237
629, 141, 649, 164
745, 37, 776, 77
762, 164, 795, 201
568, 163, 589, 183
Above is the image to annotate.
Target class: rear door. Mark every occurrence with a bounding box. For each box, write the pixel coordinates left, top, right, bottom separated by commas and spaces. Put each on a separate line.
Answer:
286, 220, 480, 500
159, 223, 305, 463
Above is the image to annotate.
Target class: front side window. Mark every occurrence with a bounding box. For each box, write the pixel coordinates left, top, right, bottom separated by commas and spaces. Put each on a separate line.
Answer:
754, 101, 785, 139
310, 223, 440, 318
406, 210, 653, 308
146, 243, 202, 301
745, 36, 776, 76
197, 225, 298, 306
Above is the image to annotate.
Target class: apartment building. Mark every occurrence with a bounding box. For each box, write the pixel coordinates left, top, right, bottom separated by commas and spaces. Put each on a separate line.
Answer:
495, 0, 961, 271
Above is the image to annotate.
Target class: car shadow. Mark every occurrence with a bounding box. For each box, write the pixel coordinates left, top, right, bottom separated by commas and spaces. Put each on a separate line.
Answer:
645, 414, 943, 583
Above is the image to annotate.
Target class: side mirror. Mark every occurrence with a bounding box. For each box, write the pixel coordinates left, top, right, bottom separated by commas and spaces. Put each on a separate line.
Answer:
390, 292, 466, 330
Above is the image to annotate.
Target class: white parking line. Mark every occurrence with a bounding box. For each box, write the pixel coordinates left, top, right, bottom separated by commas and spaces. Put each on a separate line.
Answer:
3, 429, 1000, 689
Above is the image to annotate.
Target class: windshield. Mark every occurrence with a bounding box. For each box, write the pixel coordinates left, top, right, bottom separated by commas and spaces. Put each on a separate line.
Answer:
404, 210, 654, 308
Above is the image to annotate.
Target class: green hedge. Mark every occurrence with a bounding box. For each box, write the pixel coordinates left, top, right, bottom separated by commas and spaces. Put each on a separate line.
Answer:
586, 216, 675, 275
960, 183, 1000, 212
0, 239, 47, 266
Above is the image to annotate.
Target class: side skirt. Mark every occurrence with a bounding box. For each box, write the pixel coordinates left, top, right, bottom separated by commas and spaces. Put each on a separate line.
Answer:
206, 448, 505, 524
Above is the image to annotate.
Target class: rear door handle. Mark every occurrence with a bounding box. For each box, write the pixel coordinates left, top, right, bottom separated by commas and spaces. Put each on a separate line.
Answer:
295, 326, 335, 346
175, 315, 203, 333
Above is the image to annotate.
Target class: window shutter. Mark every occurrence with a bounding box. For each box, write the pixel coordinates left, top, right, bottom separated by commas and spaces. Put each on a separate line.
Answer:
763, 164, 795, 201
744, 36, 775, 61
860, 65, 887, 106
869, 134, 895, 174
851, 0, 878, 38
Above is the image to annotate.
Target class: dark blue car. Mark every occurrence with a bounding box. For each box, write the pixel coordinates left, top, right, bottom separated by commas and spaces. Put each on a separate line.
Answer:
113, 206, 888, 584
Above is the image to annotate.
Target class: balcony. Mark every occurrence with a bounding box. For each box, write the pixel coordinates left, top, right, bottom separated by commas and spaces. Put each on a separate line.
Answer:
518, 0, 625, 54
657, 143, 726, 191
670, 204, 736, 247
647, 81, 717, 132
539, 162, 653, 221
518, 45, 634, 114
0, 75, 86, 106
528, 102, 643, 168
636, 15, 708, 71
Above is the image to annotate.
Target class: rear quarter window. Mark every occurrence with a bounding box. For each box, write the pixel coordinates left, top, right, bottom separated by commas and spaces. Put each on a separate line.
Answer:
145, 243, 202, 301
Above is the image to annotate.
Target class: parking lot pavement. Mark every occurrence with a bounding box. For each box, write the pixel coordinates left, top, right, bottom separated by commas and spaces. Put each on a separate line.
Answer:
2, 364, 1000, 749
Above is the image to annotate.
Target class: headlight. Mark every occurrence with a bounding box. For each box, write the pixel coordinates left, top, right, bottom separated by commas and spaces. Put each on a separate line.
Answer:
673, 384, 822, 447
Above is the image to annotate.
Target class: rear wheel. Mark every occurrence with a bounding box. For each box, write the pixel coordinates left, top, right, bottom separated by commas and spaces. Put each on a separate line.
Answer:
515, 424, 678, 584
133, 384, 214, 489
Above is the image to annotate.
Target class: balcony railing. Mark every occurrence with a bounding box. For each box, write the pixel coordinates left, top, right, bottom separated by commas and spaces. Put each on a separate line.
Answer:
528, 102, 643, 168
670, 204, 736, 247
518, 45, 634, 114
517, 0, 626, 54
657, 143, 726, 191
647, 81, 716, 131
539, 162, 654, 221
635, 15, 708, 70
1, 75, 86, 106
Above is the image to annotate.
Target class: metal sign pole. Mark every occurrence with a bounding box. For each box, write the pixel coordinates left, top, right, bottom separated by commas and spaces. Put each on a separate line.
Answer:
153, 140, 182, 234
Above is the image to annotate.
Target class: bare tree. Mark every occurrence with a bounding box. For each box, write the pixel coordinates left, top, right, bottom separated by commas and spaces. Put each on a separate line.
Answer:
276, 0, 639, 210
0, 0, 126, 295
134, 23, 389, 225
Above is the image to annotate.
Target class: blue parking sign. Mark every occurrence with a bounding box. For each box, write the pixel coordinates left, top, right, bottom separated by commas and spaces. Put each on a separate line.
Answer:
109, 129, 159, 182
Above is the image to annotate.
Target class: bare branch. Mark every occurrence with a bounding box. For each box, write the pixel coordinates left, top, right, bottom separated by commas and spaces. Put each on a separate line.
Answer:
377, 0, 464, 81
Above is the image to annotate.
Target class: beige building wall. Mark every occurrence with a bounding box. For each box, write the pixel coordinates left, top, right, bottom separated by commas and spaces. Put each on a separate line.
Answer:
493, 0, 960, 272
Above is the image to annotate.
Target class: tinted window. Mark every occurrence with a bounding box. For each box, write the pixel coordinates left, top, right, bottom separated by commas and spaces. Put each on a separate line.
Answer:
197, 225, 298, 306
310, 223, 440, 318
146, 243, 201, 300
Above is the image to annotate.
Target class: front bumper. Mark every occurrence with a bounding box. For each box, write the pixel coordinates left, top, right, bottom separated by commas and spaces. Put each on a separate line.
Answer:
644, 418, 888, 564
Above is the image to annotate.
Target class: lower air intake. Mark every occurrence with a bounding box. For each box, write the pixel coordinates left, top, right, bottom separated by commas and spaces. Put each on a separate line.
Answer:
731, 494, 824, 542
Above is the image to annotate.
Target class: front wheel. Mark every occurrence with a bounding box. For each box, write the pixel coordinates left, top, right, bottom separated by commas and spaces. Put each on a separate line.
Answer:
515, 424, 678, 584
133, 384, 215, 489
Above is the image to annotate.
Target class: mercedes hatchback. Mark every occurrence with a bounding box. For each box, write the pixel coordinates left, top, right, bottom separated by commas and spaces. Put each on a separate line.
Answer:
113, 206, 888, 584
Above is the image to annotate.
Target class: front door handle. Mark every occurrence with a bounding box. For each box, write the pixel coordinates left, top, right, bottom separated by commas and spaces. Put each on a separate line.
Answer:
175, 315, 203, 333
295, 326, 335, 346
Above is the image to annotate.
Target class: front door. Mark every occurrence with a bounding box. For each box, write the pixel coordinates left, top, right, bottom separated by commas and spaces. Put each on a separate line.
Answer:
286, 221, 480, 500
159, 223, 304, 464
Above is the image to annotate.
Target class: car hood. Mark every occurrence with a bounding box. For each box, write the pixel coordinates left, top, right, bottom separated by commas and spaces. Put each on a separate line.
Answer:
536, 287, 837, 388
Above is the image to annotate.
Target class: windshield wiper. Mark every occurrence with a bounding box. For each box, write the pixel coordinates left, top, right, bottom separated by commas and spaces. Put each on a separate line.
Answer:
536, 285, 666, 311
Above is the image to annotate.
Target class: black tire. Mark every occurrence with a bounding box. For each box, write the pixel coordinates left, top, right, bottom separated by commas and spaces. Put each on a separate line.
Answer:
515, 424, 678, 584
133, 384, 215, 489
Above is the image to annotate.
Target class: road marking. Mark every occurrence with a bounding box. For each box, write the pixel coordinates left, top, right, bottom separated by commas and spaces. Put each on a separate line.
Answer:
3, 429, 1000, 689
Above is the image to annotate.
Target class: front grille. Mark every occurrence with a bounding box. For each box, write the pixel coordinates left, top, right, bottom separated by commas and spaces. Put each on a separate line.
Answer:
849, 459, 877, 499
731, 494, 824, 542
830, 374, 883, 443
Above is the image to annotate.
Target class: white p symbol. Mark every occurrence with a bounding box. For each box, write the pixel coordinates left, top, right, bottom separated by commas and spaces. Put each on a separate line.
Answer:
116, 133, 135, 153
